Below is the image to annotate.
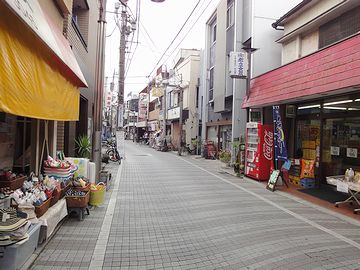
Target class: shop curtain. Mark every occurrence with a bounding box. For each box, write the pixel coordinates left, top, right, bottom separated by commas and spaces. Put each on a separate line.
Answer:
0, 3, 80, 121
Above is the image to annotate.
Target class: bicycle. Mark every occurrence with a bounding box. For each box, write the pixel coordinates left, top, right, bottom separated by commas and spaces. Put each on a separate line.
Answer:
103, 138, 121, 164
185, 144, 196, 154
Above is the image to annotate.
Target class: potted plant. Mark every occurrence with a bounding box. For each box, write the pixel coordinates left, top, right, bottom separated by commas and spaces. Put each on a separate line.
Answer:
75, 135, 91, 159
219, 149, 231, 165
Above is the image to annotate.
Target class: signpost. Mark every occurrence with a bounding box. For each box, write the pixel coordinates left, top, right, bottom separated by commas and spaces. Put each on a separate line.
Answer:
267, 170, 280, 191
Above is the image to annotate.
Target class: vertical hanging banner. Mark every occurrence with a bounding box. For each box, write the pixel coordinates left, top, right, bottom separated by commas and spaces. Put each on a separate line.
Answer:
272, 106, 288, 161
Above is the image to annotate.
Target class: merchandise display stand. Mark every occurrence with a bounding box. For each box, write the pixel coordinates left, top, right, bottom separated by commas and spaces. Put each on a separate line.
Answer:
327, 176, 360, 214
38, 198, 68, 244
335, 188, 360, 214
67, 207, 90, 221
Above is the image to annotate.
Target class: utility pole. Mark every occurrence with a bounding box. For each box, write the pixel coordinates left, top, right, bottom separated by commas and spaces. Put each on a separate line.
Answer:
162, 82, 167, 145
161, 69, 169, 146
117, 4, 127, 132
93, 0, 107, 177
178, 87, 183, 156
110, 71, 115, 135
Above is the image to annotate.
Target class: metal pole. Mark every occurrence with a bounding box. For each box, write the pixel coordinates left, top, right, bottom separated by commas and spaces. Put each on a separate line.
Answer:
93, 0, 107, 176
162, 84, 167, 145
178, 87, 183, 156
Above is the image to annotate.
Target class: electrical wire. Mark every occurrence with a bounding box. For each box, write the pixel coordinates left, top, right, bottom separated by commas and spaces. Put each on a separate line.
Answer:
125, 0, 141, 79
163, 0, 216, 64
147, 0, 201, 77
106, 15, 120, 37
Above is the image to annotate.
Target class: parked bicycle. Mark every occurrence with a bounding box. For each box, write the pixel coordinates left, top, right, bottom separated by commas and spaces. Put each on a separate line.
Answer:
103, 138, 121, 164
185, 144, 196, 154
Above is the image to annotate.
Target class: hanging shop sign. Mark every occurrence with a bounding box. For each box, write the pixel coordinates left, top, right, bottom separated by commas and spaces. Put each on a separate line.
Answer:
151, 87, 164, 98
272, 106, 288, 161
229, 51, 248, 79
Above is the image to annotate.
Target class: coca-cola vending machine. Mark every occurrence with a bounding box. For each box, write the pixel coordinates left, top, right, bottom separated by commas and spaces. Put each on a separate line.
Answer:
245, 122, 274, 181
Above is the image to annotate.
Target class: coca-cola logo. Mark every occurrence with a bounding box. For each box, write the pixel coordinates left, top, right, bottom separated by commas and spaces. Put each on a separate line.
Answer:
263, 130, 273, 161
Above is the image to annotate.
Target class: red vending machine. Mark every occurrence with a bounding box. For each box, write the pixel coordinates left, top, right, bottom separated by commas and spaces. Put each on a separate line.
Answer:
245, 122, 274, 181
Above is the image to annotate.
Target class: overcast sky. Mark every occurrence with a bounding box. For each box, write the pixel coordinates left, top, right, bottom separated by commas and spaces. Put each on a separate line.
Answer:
104, 0, 220, 98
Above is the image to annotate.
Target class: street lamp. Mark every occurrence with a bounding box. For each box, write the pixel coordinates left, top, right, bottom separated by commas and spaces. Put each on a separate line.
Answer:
151, 0, 166, 2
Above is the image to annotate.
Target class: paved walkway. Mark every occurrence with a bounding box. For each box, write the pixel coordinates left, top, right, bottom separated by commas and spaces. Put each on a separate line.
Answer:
31, 138, 360, 270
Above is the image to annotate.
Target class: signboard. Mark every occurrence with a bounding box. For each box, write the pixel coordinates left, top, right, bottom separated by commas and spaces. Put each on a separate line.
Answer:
167, 107, 180, 120
266, 170, 280, 192
330, 146, 340, 156
336, 180, 349, 193
151, 87, 164, 97
273, 106, 288, 161
346, 148, 358, 158
229, 51, 248, 78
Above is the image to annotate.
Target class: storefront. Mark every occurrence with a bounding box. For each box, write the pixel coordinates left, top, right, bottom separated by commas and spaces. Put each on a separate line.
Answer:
0, 1, 87, 174
206, 121, 232, 155
293, 94, 360, 183
243, 34, 360, 193
0, 2, 90, 267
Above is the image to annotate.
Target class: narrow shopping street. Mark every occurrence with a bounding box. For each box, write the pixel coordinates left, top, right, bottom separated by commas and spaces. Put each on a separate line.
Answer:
31, 138, 360, 270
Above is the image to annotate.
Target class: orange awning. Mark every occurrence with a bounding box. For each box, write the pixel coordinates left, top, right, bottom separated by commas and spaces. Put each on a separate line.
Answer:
0, 1, 87, 121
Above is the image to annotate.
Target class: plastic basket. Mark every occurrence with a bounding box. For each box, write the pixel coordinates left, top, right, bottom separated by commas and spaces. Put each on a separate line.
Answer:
300, 178, 316, 189
89, 183, 106, 206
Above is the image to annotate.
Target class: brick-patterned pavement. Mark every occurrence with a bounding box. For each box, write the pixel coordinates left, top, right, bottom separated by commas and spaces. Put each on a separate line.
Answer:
31, 134, 360, 270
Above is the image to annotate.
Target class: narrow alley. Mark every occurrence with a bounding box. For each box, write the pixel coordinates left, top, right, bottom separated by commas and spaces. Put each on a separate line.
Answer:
31, 139, 360, 270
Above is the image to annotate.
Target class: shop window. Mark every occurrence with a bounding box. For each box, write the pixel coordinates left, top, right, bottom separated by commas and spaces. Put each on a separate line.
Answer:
249, 109, 262, 123
295, 119, 321, 167
13, 117, 32, 174
319, 6, 360, 49
322, 117, 360, 178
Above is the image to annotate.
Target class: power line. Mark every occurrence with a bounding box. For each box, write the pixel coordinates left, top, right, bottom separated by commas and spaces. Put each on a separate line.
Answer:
139, 21, 157, 51
106, 15, 120, 38
125, 0, 141, 78
147, 0, 201, 77
164, 0, 216, 64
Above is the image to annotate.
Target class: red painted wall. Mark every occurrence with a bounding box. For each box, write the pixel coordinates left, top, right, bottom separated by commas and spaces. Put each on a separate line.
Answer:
243, 34, 360, 108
